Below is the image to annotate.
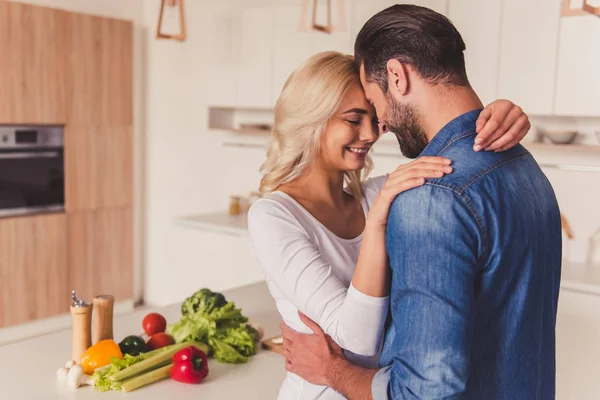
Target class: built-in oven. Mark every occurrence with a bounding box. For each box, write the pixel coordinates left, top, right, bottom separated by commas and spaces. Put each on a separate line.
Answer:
0, 126, 64, 218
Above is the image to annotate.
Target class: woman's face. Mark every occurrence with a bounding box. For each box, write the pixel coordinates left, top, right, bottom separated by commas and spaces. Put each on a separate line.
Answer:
319, 83, 381, 172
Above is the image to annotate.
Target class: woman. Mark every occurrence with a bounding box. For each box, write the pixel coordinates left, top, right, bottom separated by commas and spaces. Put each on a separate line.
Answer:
247, 52, 529, 400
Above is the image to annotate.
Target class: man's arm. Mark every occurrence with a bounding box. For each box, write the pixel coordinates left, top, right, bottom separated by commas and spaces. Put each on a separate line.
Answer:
281, 313, 379, 400
383, 185, 481, 398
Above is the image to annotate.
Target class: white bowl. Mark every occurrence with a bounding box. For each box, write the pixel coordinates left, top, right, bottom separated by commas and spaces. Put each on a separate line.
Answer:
538, 128, 578, 145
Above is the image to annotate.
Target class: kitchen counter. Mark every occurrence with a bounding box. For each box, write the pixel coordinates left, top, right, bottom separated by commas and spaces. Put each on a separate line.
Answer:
0, 282, 286, 399
2, 280, 600, 399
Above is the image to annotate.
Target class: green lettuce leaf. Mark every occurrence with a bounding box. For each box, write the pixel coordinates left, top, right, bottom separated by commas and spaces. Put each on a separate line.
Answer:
209, 337, 248, 364
166, 312, 215, 343
215, 325, 256, 357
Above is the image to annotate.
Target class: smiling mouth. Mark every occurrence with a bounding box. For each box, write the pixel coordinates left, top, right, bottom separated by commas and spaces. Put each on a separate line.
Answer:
345, 146, 370, 155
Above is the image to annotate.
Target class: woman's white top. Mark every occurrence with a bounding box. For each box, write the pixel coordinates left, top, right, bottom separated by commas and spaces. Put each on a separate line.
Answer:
247, 176, 389, 400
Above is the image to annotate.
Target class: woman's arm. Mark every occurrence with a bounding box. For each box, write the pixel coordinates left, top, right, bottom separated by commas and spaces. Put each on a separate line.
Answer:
248, 200, 386, 356
352, 157, 452, 297
248, 158, 451, 356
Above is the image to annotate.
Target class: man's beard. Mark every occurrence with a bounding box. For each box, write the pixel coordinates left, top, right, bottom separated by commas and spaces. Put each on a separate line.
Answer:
384, 95, 428, 159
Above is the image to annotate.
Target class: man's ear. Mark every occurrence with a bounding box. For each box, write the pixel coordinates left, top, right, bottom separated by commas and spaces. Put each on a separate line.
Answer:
386, 59, 409, 98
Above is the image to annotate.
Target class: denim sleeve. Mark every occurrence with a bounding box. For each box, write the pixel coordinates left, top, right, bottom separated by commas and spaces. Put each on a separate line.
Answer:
384, 185, 482, 399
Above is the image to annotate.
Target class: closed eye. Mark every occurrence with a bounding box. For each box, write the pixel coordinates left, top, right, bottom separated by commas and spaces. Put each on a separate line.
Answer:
347, 120, 361, 125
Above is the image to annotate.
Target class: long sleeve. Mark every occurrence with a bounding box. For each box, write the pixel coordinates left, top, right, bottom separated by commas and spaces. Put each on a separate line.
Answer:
377, 184, 482, 399
248, 198, 388, 356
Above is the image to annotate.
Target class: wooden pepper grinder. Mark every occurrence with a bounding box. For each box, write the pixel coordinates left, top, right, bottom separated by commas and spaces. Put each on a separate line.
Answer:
93, 295, 115, 343
70, 290, 92, 363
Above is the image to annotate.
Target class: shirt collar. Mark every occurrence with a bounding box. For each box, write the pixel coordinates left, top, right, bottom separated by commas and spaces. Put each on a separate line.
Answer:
420, 108, 483, 156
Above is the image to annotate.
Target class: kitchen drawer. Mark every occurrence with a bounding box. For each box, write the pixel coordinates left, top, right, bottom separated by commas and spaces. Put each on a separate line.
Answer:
0, 213, 69, 327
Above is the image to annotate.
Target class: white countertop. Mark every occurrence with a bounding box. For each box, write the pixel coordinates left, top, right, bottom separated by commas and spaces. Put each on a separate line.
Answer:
0, 282, 286, 399
3, 279, 600, 399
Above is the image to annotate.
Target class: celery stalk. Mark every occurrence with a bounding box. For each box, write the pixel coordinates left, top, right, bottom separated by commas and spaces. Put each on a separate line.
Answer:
110, 342, 208, 383
121, 363, 172, 392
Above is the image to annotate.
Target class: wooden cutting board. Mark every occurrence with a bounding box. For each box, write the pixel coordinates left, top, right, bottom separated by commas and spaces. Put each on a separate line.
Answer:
261, 336, 284, 355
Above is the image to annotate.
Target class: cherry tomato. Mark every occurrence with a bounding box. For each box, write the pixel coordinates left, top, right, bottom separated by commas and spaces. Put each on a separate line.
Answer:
146, 332, 174, 351
142, 313, 167, 336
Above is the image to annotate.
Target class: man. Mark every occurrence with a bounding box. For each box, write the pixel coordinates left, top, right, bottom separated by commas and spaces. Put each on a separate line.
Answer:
281, 5, 562, 399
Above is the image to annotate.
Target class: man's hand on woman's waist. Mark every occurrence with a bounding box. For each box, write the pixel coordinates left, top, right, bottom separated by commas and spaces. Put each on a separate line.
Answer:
281, 311, 378, 400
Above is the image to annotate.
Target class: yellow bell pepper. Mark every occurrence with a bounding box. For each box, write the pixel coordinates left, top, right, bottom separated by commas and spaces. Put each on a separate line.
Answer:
80, 339, 123, 375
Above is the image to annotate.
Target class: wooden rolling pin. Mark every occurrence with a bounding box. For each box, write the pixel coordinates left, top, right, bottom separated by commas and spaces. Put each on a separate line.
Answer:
93, 295, 115, 343
70, 292, 93, 362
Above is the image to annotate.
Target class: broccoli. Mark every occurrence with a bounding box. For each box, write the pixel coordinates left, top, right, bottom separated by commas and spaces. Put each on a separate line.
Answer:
181, 288, 228, 316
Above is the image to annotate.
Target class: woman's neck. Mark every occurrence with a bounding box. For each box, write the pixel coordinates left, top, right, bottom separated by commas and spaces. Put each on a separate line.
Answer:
280, 166, 347, 208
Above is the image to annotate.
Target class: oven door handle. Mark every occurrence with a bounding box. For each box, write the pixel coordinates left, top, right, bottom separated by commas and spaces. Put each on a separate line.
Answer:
0, 151, 59, 159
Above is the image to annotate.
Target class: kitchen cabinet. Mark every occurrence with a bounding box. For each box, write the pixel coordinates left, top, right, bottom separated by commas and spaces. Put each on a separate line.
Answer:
0, 214, 68, 328
236, 7, 274, 108
272, 4, 312, 103
0, 2, 69, 124
448, 0, 502, 105
68, 12, 133, 125
202, 4, 239, 107
67, 208, 133, 302
497, 0, 561, 115
65, 125, 133, 211
554, 15, 600, 116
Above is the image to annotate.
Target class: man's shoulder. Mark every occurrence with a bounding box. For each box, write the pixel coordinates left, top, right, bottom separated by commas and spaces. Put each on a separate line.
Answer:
423, 135, 531, 195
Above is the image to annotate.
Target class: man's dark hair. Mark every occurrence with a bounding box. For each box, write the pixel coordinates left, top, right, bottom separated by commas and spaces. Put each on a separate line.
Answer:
354, 4, 469, 91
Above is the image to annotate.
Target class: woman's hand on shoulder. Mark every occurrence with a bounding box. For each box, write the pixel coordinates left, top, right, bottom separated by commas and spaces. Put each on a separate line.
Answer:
366, 157, 452, 228
475, 100, 531, 152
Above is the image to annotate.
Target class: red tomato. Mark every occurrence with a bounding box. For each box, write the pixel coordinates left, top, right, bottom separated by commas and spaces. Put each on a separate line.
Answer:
146, 332, 174, 351
142, 313, 167, 336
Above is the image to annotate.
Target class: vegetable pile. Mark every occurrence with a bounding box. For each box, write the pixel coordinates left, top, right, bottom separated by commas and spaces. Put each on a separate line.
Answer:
93, 342, 209, 392
166, 288, 258, 363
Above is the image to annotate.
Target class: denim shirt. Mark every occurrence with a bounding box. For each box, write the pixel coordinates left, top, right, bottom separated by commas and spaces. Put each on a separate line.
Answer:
372, 109, 562, 399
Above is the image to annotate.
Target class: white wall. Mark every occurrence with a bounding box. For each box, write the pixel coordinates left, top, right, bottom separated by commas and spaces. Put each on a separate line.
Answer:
141, 0, 267, 305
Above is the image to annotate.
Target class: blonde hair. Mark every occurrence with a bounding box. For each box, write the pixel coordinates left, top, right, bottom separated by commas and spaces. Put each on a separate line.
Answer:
259, 51, 373, 199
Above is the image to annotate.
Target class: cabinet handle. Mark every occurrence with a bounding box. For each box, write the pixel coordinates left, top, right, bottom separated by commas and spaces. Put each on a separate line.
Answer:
0, 151, 58, 159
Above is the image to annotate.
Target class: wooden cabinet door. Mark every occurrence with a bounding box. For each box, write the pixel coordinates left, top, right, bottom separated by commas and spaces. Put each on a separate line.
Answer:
68, 13, 133, 125
448, 0, 502, 105
0, 214, 68, 327
65, 125, 133, 211
67, 208, 133, 302
497, 0, 561, 115
554, 15, 600, 116
0, 2, 69, 124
